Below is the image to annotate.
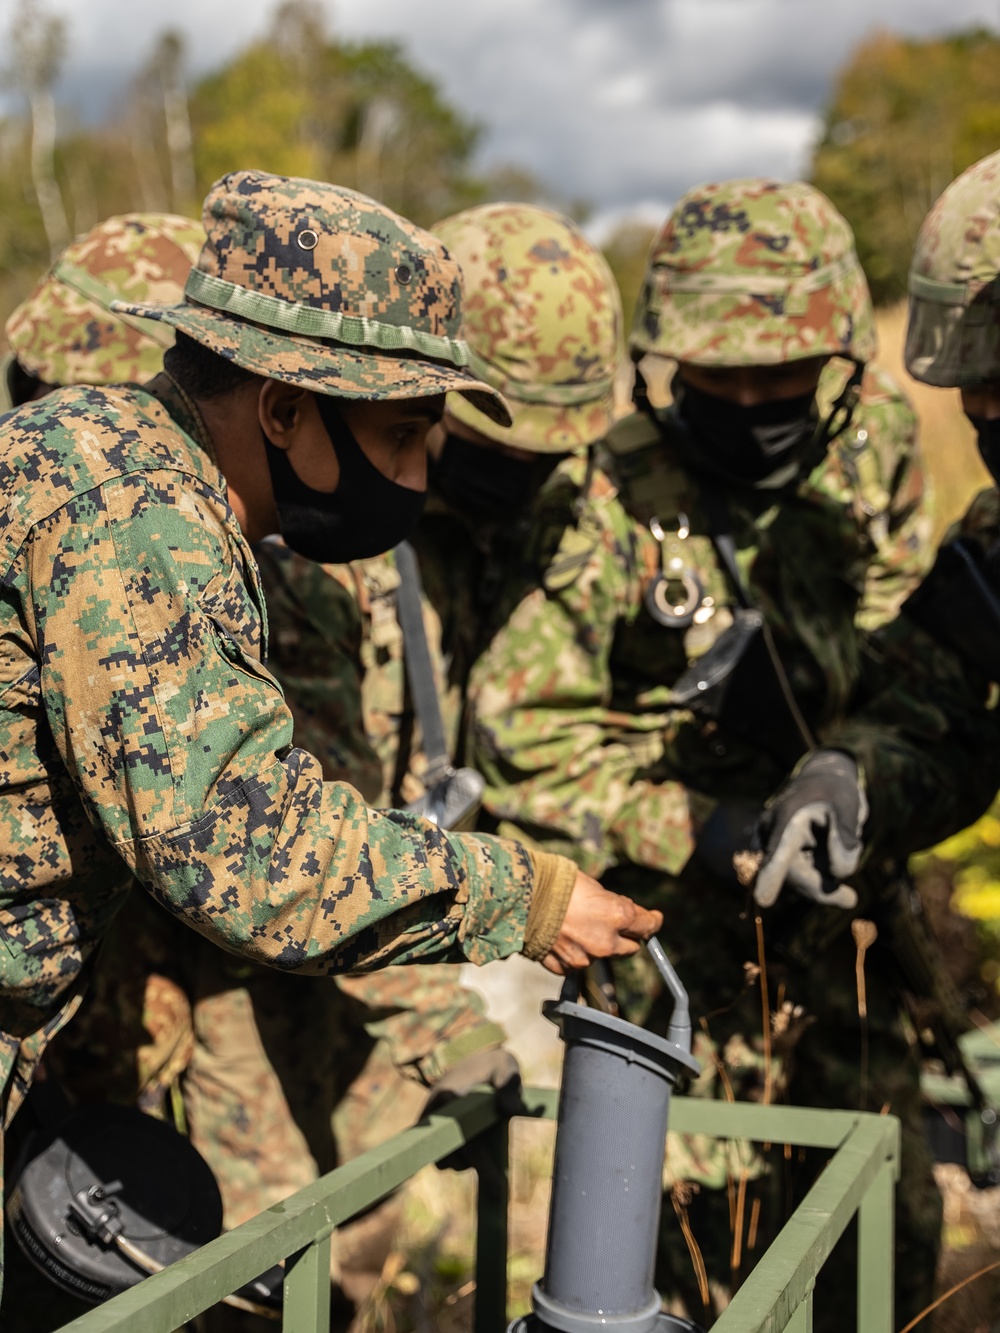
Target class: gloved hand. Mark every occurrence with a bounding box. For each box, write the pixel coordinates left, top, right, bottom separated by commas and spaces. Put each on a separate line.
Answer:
753, 750, 868, 910
424, 1047, 524, 1172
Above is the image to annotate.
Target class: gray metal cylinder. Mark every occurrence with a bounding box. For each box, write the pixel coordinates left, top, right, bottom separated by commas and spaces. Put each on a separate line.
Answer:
508, 1316, 702, 1333
532, 999, 700, 1333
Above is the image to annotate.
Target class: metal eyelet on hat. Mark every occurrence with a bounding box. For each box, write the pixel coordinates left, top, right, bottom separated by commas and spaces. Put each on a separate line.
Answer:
395, 264, 412, 285
297, 229, 319, 251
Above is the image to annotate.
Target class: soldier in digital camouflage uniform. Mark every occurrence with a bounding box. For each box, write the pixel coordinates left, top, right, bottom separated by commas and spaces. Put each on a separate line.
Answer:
0, 171, 663, 1298
0, 211, 522, 1325
458, 181, 937, 1325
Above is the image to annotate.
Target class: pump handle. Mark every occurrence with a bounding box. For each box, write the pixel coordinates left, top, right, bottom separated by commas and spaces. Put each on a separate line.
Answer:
646, 938, 692, 1054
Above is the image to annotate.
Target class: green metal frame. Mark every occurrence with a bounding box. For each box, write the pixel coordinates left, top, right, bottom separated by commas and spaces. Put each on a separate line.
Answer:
53, 1090, 899, 1333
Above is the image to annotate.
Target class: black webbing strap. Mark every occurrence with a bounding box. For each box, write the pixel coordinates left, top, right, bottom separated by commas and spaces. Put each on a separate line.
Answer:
393, 541, 452, 787
699, 481, 752, 612
697, 477, 816, 754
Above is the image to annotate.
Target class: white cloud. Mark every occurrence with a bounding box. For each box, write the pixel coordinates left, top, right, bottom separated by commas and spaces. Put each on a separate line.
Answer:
7, 0, 999, 221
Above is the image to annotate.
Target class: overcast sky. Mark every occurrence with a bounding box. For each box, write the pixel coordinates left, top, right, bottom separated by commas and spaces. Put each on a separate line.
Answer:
15, 0, 1000, 238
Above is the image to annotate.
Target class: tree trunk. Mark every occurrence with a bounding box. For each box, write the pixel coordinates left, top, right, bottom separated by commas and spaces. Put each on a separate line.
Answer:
28, 85, 68, 257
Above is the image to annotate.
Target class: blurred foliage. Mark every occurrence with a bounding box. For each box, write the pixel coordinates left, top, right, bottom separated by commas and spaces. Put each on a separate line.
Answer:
601, 220, 656, 339
188, 1, 487, 227
913, 802, 1000, 1003
810, 26, 1000, 305
0, 0, 496, 314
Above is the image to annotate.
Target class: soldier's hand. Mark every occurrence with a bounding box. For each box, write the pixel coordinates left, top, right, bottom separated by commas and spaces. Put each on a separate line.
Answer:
425, 1047, 524, 1174
542, 872, 662, 975
753, 750, 867, 911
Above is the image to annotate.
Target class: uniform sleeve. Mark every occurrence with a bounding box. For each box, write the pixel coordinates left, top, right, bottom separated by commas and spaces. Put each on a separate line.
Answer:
28, 472, 537, 972
335, 965, 506, 1085
826, 616, 1000, 857
848, 367, 933, 632
468, 482, 712, 879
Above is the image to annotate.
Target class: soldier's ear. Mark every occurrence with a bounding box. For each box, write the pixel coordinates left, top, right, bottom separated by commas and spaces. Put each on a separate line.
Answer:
258, 379, 314, 450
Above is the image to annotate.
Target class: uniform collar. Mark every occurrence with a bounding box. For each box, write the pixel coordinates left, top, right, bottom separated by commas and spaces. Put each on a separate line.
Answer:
144, 371, 219, 469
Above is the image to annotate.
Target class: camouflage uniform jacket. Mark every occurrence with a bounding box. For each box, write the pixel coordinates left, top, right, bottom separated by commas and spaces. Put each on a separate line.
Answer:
0, 372, 538, 1116
465, 360, 931, 877
829, 484, 1000, 858
253, 538, 505, 1084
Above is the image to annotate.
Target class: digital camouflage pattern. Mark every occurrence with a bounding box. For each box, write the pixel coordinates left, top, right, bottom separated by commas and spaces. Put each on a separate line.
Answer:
905, 149, 1000, 387
433, 203, 623, 452
0, 370, 554, 1152
630, 179, 877, 368
7, 200, 511, 1304
5, 213, 203, 388
115, 170, 511, 423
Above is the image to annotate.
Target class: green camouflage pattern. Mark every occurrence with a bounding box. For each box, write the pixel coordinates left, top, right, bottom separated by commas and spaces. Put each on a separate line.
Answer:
5, 213, 203, 388
630, 178, 877, 368
465, 360, 928, 878
115, 170, 511, 423
459, 452, 714, 879
0, 372, 544, 1145
441, 363, 932, 1328
906, 149, 1000, 387
433, 203, 623, 452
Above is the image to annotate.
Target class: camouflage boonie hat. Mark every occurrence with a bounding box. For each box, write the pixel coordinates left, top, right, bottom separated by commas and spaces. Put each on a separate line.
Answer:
114, 170, 510, 425
5, 213, 203, 387
905, 150, 1000, 387
432, 203, 622, 452
631, 178, 876, 367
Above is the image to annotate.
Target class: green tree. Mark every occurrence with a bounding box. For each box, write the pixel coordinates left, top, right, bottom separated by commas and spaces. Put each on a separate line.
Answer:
601, 220, 656, 338
189, 0, 485, 226
811, 28, 1000, 305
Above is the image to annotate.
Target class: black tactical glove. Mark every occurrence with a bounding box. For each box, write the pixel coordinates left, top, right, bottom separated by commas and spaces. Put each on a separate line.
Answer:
753, 750, 867, 910
424, 1047, 524, 1173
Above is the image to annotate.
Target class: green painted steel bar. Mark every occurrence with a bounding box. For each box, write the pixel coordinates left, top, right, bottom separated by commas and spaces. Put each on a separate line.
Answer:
518, 1087, 870, 1154
669, 1099, 885, 1153
282, 1235, 332, 1333
474, 1117, 511, 1333
857, 1158, 895, 1333
785, 1286, 813, 1332
49, 1091, 899, 1333
712, 1114, 899, 1333
55, 1089, 501, 1333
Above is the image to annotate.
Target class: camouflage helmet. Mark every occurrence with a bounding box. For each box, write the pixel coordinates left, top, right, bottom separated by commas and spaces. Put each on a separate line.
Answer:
905, 150, 1000, 388
5, 213, 203, 388
114, 170, 510, 425
432, 203, 622, 452
630, 178, 876, 368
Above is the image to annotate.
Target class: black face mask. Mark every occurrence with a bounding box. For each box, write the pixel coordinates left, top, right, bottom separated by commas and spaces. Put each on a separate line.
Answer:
971, 415, 1000, 488
676, 379, 819, 488
264, 394, 425, 563
430, 432, 545, 521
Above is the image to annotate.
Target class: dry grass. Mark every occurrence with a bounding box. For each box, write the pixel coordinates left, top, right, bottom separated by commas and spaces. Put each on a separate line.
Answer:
873, 302, 992, 540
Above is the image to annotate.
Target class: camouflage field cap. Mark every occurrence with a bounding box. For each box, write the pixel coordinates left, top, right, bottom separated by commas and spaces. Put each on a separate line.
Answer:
113, 170, 510, 424
432, 203, 622, 452
5, 213, 203, 387
630, 178, 876, 368
905, 150, 1000, 387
